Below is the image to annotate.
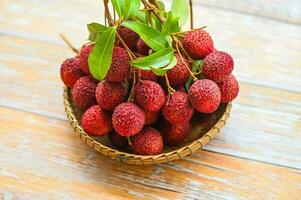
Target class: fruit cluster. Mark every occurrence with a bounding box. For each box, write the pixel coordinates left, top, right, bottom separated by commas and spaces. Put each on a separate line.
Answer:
60, 0, 239, 155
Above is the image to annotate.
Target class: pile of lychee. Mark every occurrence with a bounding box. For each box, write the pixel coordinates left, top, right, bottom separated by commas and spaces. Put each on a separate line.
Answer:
60, 28, 239, 155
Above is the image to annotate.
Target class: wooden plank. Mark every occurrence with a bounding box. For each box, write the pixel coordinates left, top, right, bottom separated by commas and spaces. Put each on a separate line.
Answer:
1, 1, 301, 92
0, 34, 301, 169
0, 106, 300, 200
195, 0, 301, 25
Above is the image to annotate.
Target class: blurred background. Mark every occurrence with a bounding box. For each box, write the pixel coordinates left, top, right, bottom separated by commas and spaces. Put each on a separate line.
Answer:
0, 0, 300, 199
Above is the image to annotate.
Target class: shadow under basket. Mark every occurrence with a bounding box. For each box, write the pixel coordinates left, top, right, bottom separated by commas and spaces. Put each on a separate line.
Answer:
63, 87, 231, 165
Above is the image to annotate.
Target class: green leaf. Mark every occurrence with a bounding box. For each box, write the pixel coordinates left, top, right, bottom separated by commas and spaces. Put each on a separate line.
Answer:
111, 0, 125, 18
136, 10, 149, 24
125, 0, 140, 19
151, 13, 163, 31
185, 60, 203, 90
87, 23, 108, 42
161, 12, 180, 36
171, 0, 189, 26
122, 21, 169, 51
152, 55, 177, 76
157, 1, 165, 11
88, 26, 117, 80
130, 48, 174, 69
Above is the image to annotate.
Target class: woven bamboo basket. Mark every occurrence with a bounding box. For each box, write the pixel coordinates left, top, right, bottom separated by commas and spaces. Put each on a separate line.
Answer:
63, 86, 231, 165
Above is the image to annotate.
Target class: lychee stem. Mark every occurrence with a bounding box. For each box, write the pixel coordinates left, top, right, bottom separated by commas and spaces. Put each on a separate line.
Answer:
174, 39, 198, 81
127, 136, 132, 146
189, 0, 194, 29
127, 69, 136, 102
172, 26, 207, 36
59, 34, 79, 54
116, 32, 136, 60
141, 0, 165, 23
164, 74, 175, 94
103, 0, 114, 26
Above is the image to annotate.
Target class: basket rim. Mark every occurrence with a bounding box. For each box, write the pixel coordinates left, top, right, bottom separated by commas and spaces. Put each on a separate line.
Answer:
63, 86, 231, 164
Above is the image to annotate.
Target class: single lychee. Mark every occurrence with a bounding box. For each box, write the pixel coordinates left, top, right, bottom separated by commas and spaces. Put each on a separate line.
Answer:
139, 69, 158, 82
183, 29, 214, 59
72, 76, 98, 110
202, 50, 234, 82
96, 80, 127, 111
112, 102, 145, 136
81, 105, 112, 136
218, 74, 239, 103
109, 131, 128, 150
118, 27, 139, 50
131, 127, 163, 155
167, 54, 191, 87
60, 57, 84, 87
136, 38, 150, 55
188, 79, 221, 113
160, 121, 191, 145
105, 47, 130, 82
79, 44, 94, 75
144, 110, 160, 125
134, 80, 165, 111
162, 91, 194, 124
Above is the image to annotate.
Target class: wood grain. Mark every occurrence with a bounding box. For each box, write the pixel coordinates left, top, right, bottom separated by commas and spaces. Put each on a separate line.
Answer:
1, 106, 300, 200
1, 0, 300, 93
195, 0, 301, 25
0, 0, 301, 199
0, 34, 300, 169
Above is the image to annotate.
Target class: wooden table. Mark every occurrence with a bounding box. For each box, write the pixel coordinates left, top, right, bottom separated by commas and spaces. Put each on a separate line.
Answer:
0, 0, 301, 199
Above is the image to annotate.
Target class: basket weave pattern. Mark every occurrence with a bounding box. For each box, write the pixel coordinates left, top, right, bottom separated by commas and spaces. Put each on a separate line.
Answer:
63, 87, 231, 165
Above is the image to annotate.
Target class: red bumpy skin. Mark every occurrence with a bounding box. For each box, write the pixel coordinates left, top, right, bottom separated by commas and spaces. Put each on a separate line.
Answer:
188, 79, 221, 113
105, 47, 130, 82
60, 57, 84, 87
96, 80, 127, 111
79, 44, 94, 75
218, 74, 239, 103
131, 127, 163, 155
136, 38, 150, 55
183, 29, 214, 59
134, 80, 165, 111
81, 105, 112, 136
71, 76, 98, 110
160, 121, 191, 145
109, 131, 128, 150
139, 69, 158, 82
118, 27, 139, 50
112, 102, 145, 136
167, 54, 191, 87
144, 110, 160, 125
162, 91, 194, 124
203, 50, 234, 82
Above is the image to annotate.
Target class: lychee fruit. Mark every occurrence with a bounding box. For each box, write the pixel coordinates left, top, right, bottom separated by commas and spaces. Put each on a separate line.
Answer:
202, 50, 234, 82
160, 121, 191, 145
81, 105, 112, 136
96, 80, 127, 111
218, 74, 239, 103
188, 79, 221, 113
183, 29, 214, 59
134, 80, 165, 111
162, 91, 194, 124
131, 127, 163, 155
112, 102, 145, 136
144, 110, 160, 125
60, 57, 84, 87
167, 54, 191, 87
118, 27, 139, 50
109, 131, 128, 150
139, 69, 158, 82
79, 44, 94, 75
105, 47, 130, 82
72, 76, 98, 110
136, 38, 150, 55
